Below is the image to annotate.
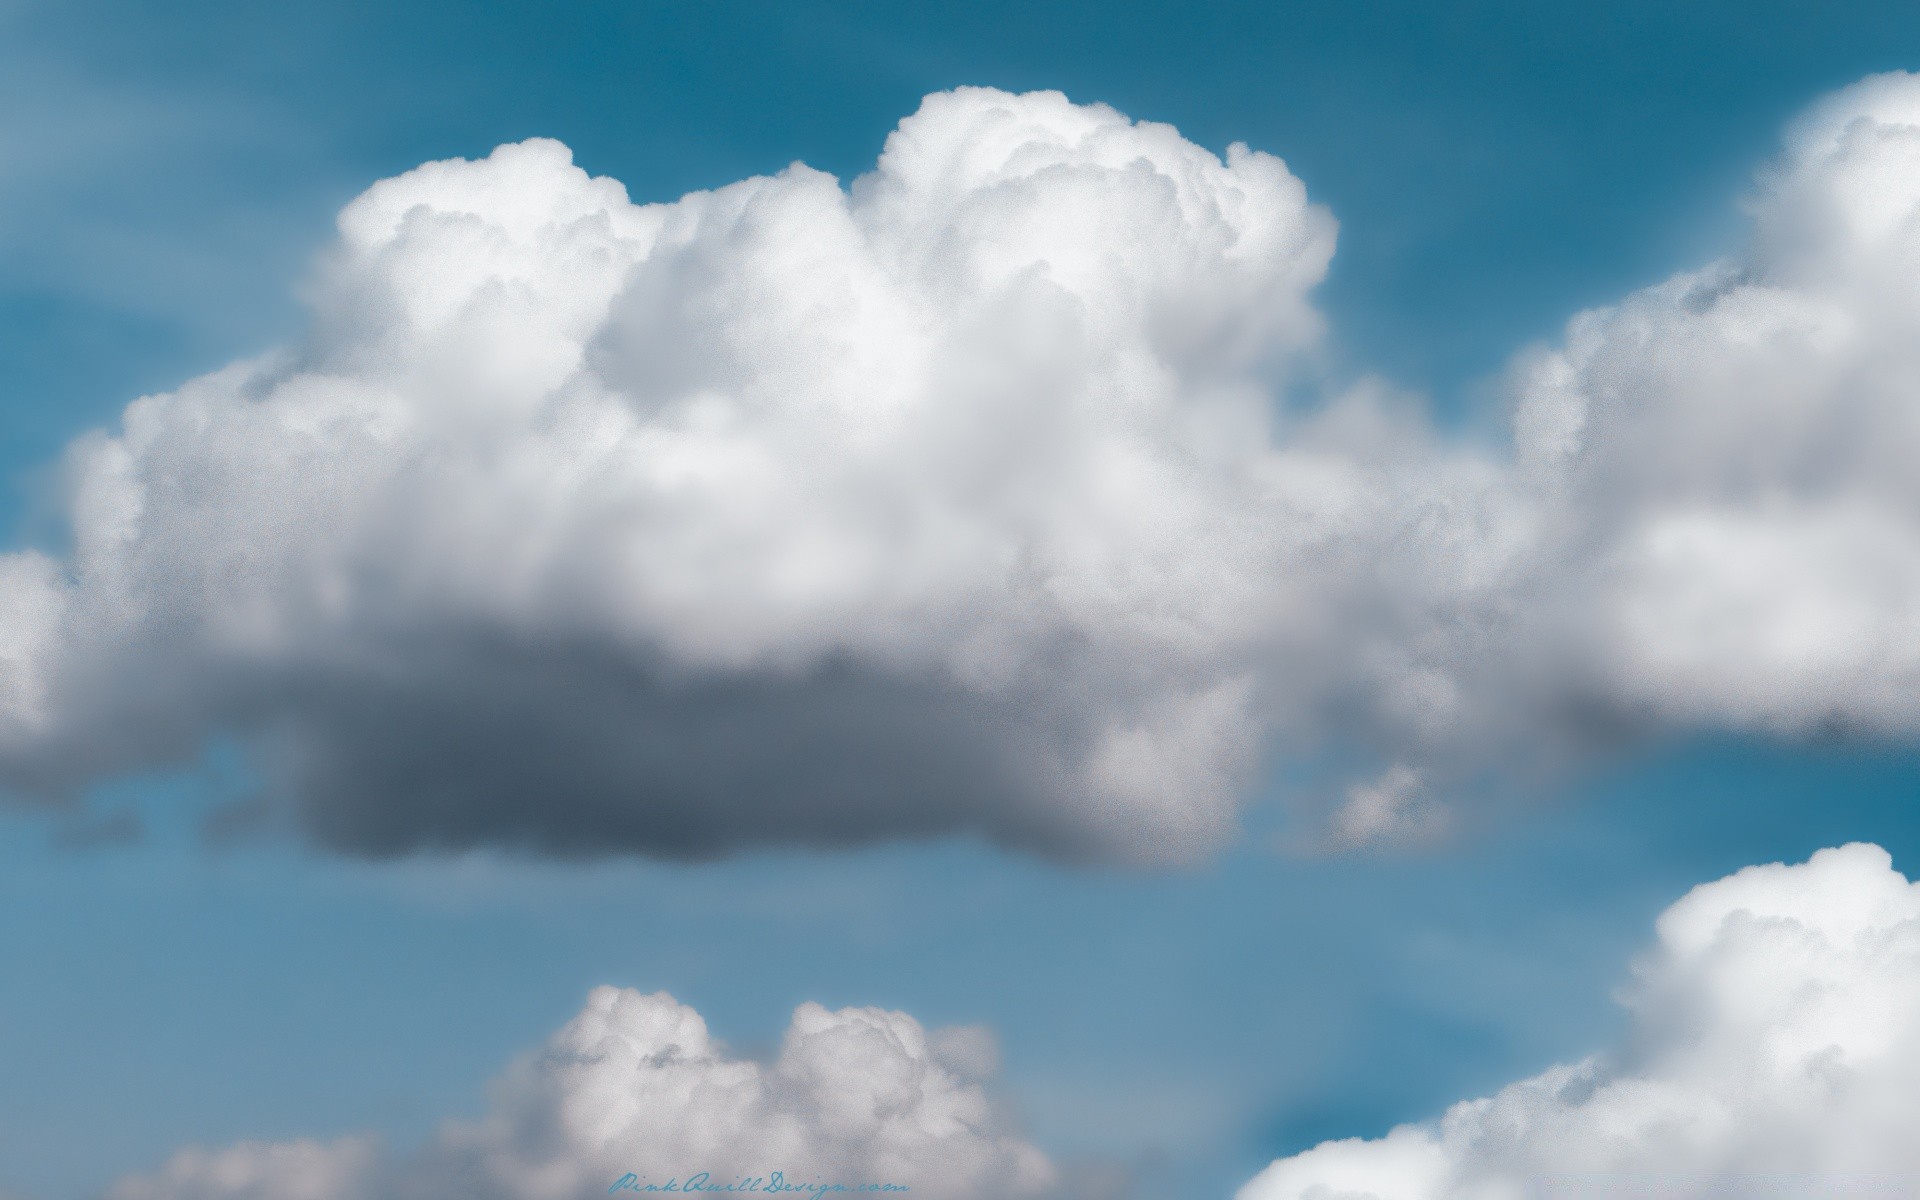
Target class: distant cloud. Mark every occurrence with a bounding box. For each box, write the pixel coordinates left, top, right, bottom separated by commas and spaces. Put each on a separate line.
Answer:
106, 846, 1920, 1200
1239, 843, 1920, 1199
8, 75, 1920, 861
106, 989, 1062, 1200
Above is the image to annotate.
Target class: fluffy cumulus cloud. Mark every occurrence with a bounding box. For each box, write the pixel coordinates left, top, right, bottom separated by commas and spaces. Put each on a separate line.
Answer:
0, 85, 1376, 863
8, 74, 1920, 860
1507, 71, 1920, 739
1240, 842, 1920, 1199
107, 988, 1060, 1200
1298, 67, 1920, 792
1300, 67, 1920, 810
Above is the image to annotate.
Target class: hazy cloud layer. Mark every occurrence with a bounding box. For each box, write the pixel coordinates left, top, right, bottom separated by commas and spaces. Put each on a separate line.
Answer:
1239, 842, 1920, 1199
6, 75, 1920, 860
106, 988, 1060, 1200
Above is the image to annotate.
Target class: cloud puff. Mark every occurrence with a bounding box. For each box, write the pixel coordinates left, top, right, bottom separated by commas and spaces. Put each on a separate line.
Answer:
1274, 67, 1920, 819
1239, 842, 1920, 1199
0, 85, 1374, 864
106, 988, 1060, 1200
1299, 68, 1920, 794
10, 74, 1920, 861
1506, 71, 1920, 740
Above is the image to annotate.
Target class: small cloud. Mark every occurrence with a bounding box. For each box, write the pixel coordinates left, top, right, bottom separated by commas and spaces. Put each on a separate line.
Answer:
106, 989, 1075, 1200
1325, 764, 1452, 851
1271, 764, 1453, 857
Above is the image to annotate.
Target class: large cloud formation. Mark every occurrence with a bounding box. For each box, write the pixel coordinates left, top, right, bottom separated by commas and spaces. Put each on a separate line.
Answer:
1239, 842, 1920, 1199
7, 75, 1920, 861
107, 988, 1060, 1200
0, 86, 1364, 862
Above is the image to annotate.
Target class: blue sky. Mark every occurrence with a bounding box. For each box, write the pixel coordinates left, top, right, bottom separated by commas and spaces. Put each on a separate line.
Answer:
9, 3, 1920, 1199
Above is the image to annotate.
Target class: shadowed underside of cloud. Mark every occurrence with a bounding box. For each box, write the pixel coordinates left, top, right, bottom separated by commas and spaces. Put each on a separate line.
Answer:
1239, 843, 1920, 1199
106, 989, 1064, 1200
6, 75, 1920, 861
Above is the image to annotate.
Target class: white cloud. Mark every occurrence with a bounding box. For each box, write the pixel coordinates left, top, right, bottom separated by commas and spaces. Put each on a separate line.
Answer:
9, 74, 1920, 859
106, 988, 1060, 1200
0, 85, 1379, 863
1506, 72, 1920, 740
1293, 66, 1920, 806
1239, 842, 1920, 1199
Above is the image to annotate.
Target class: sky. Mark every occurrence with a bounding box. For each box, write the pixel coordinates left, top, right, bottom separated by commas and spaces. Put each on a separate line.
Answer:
8, 3, 1920, 1199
